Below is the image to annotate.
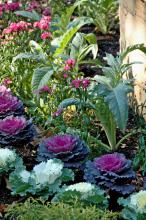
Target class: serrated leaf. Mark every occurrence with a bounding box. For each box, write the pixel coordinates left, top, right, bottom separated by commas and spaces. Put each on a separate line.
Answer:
32, 67, 54, 90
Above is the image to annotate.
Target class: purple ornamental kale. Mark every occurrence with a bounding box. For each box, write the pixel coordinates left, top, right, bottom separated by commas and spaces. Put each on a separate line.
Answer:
84, 153, 136, 195
37, 134, 89, 168
0, 116, 36, 146
0, 93, 24, 119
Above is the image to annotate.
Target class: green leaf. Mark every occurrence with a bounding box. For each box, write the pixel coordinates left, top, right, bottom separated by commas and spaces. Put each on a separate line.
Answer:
32, 67, 54, 90
103, 83, 132, 131
121, 44, 146, 61
12, 52, 46, 63
59, 98, 80, 109
15, 10, 40, 21
54, 17, 94, 57
95, 100, 116, 150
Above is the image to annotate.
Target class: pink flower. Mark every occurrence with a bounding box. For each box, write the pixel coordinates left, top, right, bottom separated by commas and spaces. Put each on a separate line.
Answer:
3, 21, 32, 35
65, 58, 75, 67
82, 78, 90, 89
71, 79, 81, 89
63, 73, 68, 78
41, 32, 52, 40
2, 78, 12, 86
33, 16, 51, 30
64, 65, 71, 71
33, 85, 52, 95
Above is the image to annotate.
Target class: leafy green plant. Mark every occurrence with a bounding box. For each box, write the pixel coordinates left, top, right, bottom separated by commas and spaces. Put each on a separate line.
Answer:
133, 135, 146, 176
5, 198, 120, 220
77, 0, 118, 34
58, 44, 146, 151
118, 191, 146, 220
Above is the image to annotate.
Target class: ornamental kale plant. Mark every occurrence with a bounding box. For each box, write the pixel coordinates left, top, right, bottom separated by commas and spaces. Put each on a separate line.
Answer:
118, 191, 146, 220
9, 158, 74, 199
0, 92, 23, 119
84, 153, 136, 195
37, 134, 89, 168
0, 148, 16, 175
0, 116, 36, 146
52, 182, 108, 209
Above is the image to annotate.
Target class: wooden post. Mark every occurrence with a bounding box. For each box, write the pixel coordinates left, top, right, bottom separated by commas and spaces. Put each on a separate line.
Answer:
119, 0, 146, 118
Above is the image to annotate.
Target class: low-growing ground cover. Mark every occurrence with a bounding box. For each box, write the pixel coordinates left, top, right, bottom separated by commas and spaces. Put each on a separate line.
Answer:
0, 1, 146, 220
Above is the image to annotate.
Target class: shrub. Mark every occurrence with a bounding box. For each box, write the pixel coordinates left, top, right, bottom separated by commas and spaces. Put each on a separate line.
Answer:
5, 198, 120, 220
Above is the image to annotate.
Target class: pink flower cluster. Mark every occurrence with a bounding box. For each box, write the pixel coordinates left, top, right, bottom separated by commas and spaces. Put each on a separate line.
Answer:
33, 85, 52, 95
0, 2, 20, 13
64, 58, 76, 71
71, 78, 90, 89
3, 21, 32, 35
41, 32, 52, 40
34, 16, 51, 30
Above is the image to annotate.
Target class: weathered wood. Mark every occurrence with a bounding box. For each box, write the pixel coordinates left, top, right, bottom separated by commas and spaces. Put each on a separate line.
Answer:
120, 0, 146, 118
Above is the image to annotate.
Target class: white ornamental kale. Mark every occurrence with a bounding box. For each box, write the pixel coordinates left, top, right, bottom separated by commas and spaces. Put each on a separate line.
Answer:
10, 158, 74, 199
118, 190, 146, 219
65, 182, 95, 196
0, 148, 16, 173
130, 191, 146, 213
32, 159, 63, 186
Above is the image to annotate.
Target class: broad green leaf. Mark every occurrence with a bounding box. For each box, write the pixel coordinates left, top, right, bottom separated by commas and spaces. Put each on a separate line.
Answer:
32, 67, 54, 90
103, 83, 132, 131
15, 10, 40, 21
54, 17, 94, 56
12, 53, 46, 63
59, 98, 80, 109
95, 100, 116, 150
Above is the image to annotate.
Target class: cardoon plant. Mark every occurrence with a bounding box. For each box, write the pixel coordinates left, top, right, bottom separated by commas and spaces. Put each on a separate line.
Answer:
0, 116, 36, 146
84, 153, 136, 195
37, 134, 89, 168
0, 93, 23, 119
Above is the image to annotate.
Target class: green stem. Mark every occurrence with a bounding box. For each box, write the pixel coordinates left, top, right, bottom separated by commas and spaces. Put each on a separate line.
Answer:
115, 128, 146, 150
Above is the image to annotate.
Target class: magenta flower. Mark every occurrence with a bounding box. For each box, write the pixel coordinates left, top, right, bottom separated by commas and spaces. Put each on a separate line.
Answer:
33, 85, 52, 95
94, 153, 126, 172
37, 134, 89, 168
0, 116, 26, 135
0, 93, 23, 118
84, 153, 136, 195
26, 1, 40, 12
82, 78, 90, 89
4, 2, 20, 11
44, 135, 76, 153
0, 116, 36, 146
71, 79, 81, 89
41, 32, 52, 40
43, 7, 51, 16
